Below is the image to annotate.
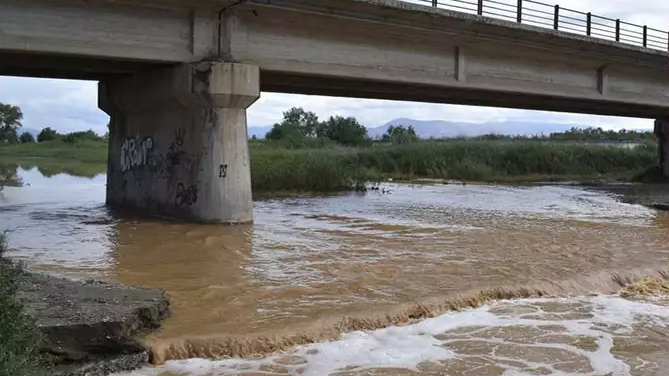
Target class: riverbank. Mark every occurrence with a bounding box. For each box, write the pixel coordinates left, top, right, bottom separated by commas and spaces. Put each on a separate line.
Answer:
0, 139, 658, 193
20, 272, 170, 375
0, 234, 171, 376
589, 183, 669, 211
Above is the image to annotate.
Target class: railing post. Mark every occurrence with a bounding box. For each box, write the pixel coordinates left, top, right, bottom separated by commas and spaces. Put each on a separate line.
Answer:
586, 12, 591, 36
432, 0, 437, 6
516, 0, 522, 23
553, 5, 559, 30
477, 0, 483, 15
615, 19, 620, 41
643, 25, 647, 47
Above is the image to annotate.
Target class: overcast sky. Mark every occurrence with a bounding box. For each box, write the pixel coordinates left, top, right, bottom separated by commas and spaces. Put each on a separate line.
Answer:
0, 0, 665, 134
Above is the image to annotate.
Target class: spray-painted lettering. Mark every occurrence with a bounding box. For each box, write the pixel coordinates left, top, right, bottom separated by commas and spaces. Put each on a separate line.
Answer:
219, 164, 228, 178
175, 183, 198, 207
120, 137, 153, 173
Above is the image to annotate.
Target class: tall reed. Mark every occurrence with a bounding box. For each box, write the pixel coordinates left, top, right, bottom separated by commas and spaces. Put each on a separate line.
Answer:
250, 141, 655, 192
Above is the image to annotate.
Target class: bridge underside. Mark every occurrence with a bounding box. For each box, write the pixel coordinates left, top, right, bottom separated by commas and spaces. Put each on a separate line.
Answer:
261, 72, 669, 119
0, 52, 162, 80
1, 52, 666, 120
2, 0, 668, 118
2, 0, 668, 223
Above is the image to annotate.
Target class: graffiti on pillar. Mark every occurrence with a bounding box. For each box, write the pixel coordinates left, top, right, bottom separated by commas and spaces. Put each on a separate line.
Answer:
219, 164, 228, 178
166, 128, 186, 166
146, 128, 208, 176
117, 127, 210, 210
175, 183, 198, 207
120, 137, 153, 173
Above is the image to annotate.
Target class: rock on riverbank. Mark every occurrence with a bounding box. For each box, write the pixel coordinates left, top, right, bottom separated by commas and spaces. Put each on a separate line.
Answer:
15, 270, 171, 376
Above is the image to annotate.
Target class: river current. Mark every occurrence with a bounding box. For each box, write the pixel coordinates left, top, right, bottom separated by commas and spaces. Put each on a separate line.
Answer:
1, 166, 668, 375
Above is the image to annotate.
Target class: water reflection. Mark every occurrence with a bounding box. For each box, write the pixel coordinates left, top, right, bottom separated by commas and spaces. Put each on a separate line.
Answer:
0, 163, 22, 190
1, 165, 114, 274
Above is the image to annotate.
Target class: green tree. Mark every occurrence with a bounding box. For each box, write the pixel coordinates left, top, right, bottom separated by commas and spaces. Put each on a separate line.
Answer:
1, 130, 19, 144
264, 107, 322, 147
279, 107, 320, 138
382, 125, 419, 144
37, 127, 59, 142
0, 165, 22, 192
264, 122, 310, 149
546, 126, 654, 143
19, 131, 35, 143
62, 129, 102, 143
0, 103, 22, 144
319, 116, 370, 146
265, 122, 303, 141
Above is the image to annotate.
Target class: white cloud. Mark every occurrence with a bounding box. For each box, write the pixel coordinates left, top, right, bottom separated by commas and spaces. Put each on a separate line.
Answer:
250, 93, 653, 131
0, 76, 107, 134
0, 0, 663, 134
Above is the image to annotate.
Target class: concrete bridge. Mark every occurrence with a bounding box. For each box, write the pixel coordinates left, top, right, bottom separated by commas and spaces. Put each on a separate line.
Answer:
1, 0, 668, 223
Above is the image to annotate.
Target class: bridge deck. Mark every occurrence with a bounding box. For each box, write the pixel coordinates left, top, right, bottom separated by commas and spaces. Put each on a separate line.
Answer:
1, 0, 667, 117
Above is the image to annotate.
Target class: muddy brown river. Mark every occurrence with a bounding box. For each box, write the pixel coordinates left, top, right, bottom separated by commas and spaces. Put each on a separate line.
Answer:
1, 166, 668, 375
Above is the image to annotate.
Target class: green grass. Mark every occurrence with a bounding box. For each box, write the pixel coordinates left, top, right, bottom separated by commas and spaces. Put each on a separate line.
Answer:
0, 233, 51, 376
250, 147, 375, 193
0, 139, 107, 179
0, 139, 658, 193
251, 140, 656, 192
353, 141, 655, 182
632, 165, 669, 183
0, 139, 108, 163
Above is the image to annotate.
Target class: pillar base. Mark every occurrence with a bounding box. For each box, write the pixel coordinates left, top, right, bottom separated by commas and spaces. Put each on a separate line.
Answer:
99, 62, 260, 224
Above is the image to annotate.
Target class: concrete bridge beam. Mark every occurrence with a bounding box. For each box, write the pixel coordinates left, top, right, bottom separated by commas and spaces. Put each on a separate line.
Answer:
99, 62, 259, 223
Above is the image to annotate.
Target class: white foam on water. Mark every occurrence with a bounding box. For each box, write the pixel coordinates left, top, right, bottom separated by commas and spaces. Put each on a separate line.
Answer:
117, 295, 669, 376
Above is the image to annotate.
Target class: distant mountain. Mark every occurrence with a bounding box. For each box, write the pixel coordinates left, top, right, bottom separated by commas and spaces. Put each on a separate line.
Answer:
248, 126, 272, 138
249, 118, 653, 139
367, 118, 647, 139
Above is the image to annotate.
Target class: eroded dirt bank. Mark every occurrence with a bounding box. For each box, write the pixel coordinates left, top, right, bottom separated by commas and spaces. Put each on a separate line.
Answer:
588, 183, 669, 211
14, 269, 171, 376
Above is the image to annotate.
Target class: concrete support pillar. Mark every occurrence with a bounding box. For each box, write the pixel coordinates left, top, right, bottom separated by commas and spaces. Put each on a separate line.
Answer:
654, 118, 669, 179
99, 62, 260, 223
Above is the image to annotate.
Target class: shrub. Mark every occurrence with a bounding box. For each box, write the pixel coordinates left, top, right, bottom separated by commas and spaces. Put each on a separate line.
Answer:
0, 232, 50, 376
36, 127, 59, 143
62, 130, 103, 144
19, 132, 34, 144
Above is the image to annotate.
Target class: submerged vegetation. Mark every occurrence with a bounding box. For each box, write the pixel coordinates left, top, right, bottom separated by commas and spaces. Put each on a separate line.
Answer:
0, 233, 51, 376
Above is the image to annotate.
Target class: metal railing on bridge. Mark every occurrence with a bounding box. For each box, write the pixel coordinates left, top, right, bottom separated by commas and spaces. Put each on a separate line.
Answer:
404, 0, 669, 52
